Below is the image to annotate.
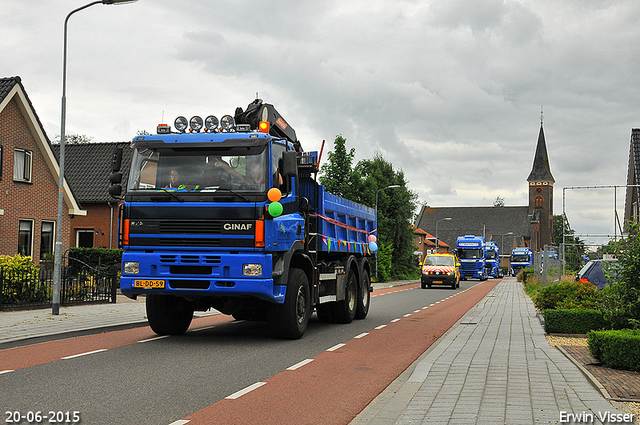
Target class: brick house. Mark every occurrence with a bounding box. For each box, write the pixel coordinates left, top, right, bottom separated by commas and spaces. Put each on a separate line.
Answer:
624, 128, 640, 228
51, 141, 132, 249
0, 76, 85, 263
412, 225, 450, 264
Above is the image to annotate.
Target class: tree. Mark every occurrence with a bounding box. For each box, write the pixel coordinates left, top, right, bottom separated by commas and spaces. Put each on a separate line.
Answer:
319, 135, 357, 199
53, 133, 93, 144
602, 220, 640, 329
319, 141, 419, 280
493, 196, 505, 207
553, 214, 585, 272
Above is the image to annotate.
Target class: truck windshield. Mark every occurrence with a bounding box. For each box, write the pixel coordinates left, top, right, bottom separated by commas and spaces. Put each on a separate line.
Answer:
127, 145, 269, 194
458, 249, 483, 259
511, 254, 530, 262
486, 250, 497, 260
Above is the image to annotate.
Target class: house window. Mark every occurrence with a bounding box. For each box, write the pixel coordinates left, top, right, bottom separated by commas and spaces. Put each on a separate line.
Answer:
76, 230, 94, 248
14, 149, 32, 182
18, 219, 34, 256
40, 221, 55, 260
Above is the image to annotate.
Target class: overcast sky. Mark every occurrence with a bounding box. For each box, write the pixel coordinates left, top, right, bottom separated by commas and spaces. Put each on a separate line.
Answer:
3, 0, 639, 247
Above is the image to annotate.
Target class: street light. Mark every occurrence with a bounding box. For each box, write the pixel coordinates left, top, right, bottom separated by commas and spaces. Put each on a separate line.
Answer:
52, 0, 139, 315
495, 232, 513, 268
374, 185, 401, 280
435, 217, 452, 252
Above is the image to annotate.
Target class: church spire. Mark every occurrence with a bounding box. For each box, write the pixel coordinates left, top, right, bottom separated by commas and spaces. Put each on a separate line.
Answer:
527, 122, 555, 183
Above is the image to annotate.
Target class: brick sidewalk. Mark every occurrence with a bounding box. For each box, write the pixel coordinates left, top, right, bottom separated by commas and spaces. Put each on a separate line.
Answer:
561, 345, 640, 401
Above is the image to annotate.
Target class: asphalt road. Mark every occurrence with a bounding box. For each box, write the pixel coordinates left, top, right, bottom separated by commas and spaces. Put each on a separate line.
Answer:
0, 280, 493, 425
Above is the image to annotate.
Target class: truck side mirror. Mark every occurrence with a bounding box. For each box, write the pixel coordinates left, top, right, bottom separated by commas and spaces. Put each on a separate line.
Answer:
282, 151, 297, 178
109, 172, 122, 184
108, 185, 122, 197
111, 147, 123, 172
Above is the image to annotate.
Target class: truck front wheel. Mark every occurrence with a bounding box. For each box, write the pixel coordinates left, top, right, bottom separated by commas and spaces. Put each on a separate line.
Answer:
335, 270, 357, 324
271, 268, 310, 339
146, 294, 194, 336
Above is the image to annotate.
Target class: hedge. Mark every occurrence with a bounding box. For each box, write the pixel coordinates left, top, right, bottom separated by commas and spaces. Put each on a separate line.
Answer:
588, 329, 640, 372
543, 308, 608, 334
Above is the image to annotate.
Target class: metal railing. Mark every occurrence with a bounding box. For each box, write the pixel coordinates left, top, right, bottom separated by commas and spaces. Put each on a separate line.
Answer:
0, 262, 118, 311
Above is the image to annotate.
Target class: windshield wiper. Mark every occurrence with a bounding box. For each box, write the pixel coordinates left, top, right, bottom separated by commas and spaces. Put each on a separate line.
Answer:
214, 187, 250, 202
152, 187, 184, 202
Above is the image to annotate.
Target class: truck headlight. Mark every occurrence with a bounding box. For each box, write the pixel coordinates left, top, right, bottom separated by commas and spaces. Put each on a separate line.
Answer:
243, 264, 262, 276
123, 261, 139, 274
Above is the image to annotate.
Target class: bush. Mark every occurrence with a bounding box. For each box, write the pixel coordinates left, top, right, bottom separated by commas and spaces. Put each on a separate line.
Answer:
532, 280, 603, 311
68, 248, 122, 274
0, 254, 48, 304
517, 267, 535, 284
603, 220, 640, 329
544, 308, 607, 334
588, 329, 640, 371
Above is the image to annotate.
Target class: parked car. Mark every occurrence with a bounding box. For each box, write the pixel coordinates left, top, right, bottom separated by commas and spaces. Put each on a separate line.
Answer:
576, 259, 619, 290
421, 253, 460, 289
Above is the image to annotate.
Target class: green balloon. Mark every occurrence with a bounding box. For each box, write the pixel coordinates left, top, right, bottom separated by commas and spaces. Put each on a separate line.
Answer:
268, 201, 283, 217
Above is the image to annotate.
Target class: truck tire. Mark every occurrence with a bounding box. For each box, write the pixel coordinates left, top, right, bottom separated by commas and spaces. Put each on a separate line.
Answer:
355, 270, 370, 319
146, 294, 194, 336
270, 268, 310, 339
335, 269, 357, 324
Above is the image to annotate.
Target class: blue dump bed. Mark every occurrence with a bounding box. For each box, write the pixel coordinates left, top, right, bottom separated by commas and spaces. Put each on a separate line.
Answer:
299, 179, 376, 255
317, 188, 376, 254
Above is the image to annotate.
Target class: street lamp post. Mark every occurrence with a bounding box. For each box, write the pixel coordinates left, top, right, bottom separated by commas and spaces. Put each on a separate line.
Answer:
496, 232, 513, 269
374, 185, 401, 280
435, 218, 452, 252
52, 0, 138, 315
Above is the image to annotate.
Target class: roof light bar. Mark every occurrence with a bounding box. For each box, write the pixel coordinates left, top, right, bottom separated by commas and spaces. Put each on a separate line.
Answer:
174, 116, 188, 133
205, 115, 219, 132
189, 116, 203, 132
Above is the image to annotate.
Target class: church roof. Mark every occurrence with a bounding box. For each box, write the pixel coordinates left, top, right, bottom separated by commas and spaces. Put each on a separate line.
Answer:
527, 125, 555, 183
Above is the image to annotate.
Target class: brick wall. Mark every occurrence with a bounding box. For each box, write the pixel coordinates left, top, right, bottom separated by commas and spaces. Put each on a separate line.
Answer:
0, 98, 71, 263
70, 202, 120, 249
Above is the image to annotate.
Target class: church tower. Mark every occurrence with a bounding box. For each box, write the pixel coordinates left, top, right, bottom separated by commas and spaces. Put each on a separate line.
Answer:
527, 121, 555, 252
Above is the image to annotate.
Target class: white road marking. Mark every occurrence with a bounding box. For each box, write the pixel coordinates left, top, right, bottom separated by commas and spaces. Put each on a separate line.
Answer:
354, 333, 369, 339
326, 343, 346, 352
61, 349, 107, 360
287, 359, 314, 370
138, 336, 169, 343
225, 382, 266, 400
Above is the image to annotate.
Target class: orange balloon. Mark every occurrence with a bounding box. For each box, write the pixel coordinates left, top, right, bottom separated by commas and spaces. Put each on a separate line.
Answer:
267, 188, 282, 202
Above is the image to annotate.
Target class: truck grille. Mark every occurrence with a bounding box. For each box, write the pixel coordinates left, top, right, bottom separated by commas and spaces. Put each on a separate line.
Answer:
159, 220, 222, 234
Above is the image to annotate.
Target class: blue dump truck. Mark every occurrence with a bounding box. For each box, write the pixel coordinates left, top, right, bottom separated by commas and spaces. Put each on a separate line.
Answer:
455, 235, 487, 280
485, 241, 501, 278
108, 100, 376, 339
510, 247, 533, 276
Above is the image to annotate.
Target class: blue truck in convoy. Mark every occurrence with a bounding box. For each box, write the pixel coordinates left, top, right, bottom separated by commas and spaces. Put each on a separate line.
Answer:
455, 235, 487, 280
485, 241, 501, 278
510, 247, 533, 276
108, 100, 376, 339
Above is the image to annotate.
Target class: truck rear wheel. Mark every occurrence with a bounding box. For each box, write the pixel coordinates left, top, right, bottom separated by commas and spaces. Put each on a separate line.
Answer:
355, 270, 370, 319
146, 294, 194, 336
270, 268, 310, 339
335, 269, 357, 324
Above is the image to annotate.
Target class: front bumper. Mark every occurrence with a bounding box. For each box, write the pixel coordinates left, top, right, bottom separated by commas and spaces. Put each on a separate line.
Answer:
119, 251, 285, 303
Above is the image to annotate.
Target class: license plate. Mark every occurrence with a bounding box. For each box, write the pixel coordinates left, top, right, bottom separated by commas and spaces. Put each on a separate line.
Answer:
433, 281, 443, 284
134, 279, 165, 289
